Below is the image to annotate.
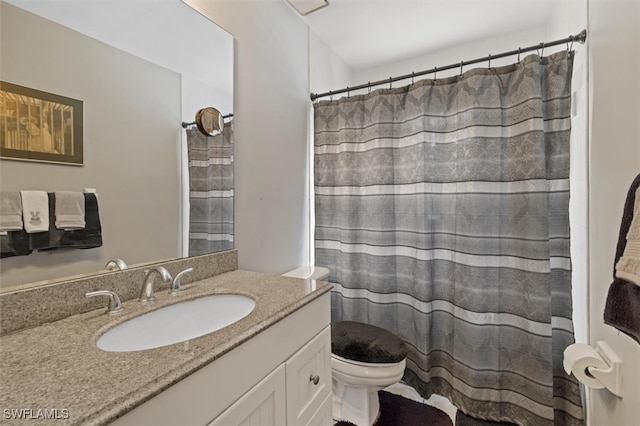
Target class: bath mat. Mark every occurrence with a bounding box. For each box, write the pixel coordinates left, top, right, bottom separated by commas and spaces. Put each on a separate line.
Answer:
334, 390, 453, 426
455, 410, 518, 426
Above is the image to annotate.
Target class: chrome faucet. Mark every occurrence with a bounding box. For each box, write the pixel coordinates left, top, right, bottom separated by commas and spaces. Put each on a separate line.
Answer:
105, 258, 128, 271
139, 266, 172, 303
169, 268, 193, 295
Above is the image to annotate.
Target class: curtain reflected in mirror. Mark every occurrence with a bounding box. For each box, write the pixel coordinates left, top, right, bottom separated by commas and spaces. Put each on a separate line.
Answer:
187, 123, 234, 256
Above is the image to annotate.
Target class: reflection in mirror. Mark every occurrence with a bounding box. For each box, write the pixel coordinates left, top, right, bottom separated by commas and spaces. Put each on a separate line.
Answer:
0, 0, 233, 289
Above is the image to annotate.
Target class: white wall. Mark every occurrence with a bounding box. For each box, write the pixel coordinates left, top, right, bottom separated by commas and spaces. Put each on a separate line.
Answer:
309, 29, 354, 95
183, 0, 311, 274
349, 27, 548, 95
587, 0, 640, 424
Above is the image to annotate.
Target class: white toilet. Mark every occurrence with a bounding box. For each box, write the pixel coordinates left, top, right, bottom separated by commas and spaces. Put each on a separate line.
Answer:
330, 321, 407, 426
282, 267, 407, 426
282, 265, 330, 281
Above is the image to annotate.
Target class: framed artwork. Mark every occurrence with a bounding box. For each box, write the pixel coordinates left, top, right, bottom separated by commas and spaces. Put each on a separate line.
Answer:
0, 81, 83, 165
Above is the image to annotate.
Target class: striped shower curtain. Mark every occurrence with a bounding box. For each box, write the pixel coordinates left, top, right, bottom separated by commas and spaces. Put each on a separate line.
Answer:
187, 123, 234, 256
314, 51, 583, 425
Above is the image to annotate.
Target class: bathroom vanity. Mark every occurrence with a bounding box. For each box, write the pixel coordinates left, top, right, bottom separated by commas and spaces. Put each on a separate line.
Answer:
0, 259, 332, 426
112, 287, 332, 426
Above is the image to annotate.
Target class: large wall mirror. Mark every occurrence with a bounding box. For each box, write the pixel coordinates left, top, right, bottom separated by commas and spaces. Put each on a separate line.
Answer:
0, 0, 234, 289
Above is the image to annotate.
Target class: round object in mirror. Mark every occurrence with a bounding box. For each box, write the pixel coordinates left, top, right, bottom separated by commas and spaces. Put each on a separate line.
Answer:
195, 107, 224, 136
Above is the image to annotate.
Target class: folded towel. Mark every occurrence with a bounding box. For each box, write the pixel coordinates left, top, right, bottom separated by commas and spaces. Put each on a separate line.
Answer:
20, 191, 49, 233
0, 191, 23, 232
604, 173, 640, 344
54, 191, 85, 230
34, 193, 102, 251
615, 186, 640, 285
36, 193, 102, 250
30, 193, 60, 250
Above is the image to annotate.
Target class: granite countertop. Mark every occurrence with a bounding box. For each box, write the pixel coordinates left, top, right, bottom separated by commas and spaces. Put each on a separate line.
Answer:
0, 270, 332, 426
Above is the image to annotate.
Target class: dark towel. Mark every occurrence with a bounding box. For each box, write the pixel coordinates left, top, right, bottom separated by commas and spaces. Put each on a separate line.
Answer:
604, 173, 640, 344
31, 193, 102, 251
0, 229, 32, 258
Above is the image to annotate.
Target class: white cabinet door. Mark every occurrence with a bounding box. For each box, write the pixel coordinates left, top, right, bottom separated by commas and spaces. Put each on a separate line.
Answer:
306, 393, 333, 426
285, 326, 332, 425
208, 364, 286, 426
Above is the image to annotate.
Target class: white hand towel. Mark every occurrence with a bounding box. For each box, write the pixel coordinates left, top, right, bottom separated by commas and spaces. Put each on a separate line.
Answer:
0, 191, 23, 232
54, 191, 85, 230
616, 186, 640, 285
20, 191, 49, 233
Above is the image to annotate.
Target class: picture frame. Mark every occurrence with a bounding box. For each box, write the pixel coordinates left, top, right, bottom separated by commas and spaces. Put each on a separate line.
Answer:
0, 81, 83, 165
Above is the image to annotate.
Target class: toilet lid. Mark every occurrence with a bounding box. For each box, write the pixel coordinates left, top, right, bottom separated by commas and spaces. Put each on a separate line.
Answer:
331, 321, 407, 364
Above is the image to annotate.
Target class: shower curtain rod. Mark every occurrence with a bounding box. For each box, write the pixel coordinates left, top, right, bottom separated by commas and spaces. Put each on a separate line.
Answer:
310, 29, 587, 101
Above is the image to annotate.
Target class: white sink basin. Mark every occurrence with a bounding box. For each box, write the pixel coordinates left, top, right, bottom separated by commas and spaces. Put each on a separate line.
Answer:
96, 294, 255, 352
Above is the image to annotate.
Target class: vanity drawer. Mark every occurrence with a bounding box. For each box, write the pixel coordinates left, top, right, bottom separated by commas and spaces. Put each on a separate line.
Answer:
285, 325, 332, 425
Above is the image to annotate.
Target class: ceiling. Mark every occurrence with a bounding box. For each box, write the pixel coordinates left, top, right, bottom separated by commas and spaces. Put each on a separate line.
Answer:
298, 0, 559, 71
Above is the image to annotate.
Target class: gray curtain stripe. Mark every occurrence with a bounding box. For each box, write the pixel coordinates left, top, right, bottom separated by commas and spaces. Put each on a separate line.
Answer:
315, 51, 582, 425
187, 124, 234, 256
315, 94, 571, 130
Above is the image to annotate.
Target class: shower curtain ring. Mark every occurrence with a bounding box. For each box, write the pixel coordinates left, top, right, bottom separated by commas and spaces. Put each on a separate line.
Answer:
459, 61, 463, 76
368, 83, 371, 94
433, 66, 437, 83
347, 87, 350, 98
488, 54, 492, 70
389, 77, 393, 89
411, 72, 415, 84
517, 47, 521, 63
541, 42, 545, 57
568, 37, 575, 58
329, 90, 333, 101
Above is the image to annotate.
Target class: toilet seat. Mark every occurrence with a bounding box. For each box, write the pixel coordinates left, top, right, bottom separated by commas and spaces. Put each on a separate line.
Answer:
331, 321, 407, 364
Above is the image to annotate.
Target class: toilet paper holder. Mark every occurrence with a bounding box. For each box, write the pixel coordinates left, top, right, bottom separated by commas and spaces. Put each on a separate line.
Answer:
566, 341, 623, 397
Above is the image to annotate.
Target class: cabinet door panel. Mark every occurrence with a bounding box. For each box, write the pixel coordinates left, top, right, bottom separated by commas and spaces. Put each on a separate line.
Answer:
209, 364, 286, 426
306, 392, 333, 426
286, 326, 332, 425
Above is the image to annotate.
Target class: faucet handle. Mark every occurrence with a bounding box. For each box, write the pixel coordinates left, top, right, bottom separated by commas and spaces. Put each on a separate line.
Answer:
86, 290, 124, 314
169, 268, 194, 295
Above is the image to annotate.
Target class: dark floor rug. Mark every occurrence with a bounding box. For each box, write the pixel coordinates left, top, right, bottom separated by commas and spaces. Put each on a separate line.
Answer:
455, 410, 518, 426
334, 390, 453, 426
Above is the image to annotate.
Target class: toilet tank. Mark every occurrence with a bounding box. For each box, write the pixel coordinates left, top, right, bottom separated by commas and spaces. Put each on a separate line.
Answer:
282, 266, 330, 281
